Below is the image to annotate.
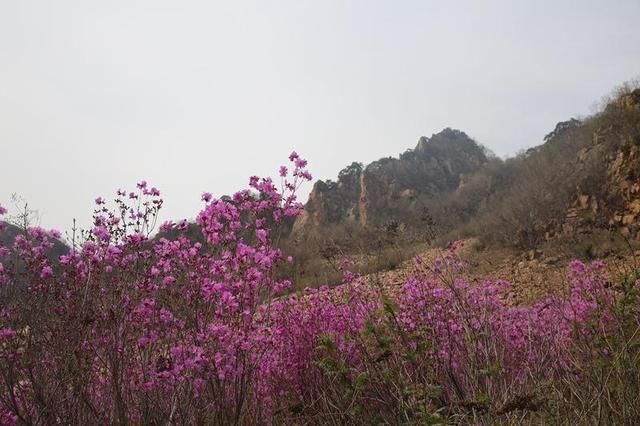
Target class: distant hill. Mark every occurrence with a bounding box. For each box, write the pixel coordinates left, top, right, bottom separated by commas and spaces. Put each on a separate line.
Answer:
0, 221, 69, 259
289, 86, 640, 255
292, 128, 489, 235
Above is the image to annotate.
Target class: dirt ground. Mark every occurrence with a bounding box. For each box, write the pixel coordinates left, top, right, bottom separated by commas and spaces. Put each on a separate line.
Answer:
362, 239, 640, 305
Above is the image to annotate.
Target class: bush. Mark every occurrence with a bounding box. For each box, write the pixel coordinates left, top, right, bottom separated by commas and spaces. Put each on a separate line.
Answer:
0, 157, 639, 425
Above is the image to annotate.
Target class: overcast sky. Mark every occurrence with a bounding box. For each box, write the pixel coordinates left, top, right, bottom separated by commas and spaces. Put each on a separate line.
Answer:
1, 0, 639, 232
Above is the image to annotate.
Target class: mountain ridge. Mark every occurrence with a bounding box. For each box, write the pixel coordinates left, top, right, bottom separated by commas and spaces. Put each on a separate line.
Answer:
290, 87, 640, 256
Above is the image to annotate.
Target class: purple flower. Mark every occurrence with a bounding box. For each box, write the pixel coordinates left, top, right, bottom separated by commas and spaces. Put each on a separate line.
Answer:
160, 220, 175, 232
40, 265, 53, 279
92, 226, 110, 241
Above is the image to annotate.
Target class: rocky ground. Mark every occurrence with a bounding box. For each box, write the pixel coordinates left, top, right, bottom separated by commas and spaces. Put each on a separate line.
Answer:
362, 239, 640, 305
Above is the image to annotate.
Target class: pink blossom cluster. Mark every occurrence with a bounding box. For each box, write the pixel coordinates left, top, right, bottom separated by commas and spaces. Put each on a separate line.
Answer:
0, 155, 633, 424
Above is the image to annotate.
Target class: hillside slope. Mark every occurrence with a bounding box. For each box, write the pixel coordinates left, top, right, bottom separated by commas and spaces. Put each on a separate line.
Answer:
292, 88, 640, 252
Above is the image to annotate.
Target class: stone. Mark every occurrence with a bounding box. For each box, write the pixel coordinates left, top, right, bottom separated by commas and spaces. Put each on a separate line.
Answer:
528, 249, 543, 261
629, 199, 640, 214
577, 195, 590, 209
622, 214, 637, 226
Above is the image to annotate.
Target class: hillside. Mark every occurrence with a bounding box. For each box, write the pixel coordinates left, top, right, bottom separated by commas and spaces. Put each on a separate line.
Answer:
292, 128, 489, 235
292, 88, 640, 244
272, 86, 640, 288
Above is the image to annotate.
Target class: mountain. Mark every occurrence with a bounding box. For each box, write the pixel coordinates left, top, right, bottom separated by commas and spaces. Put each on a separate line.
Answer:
292, 128, 489, 235
290, 86, 640, 256
0, 221, 69, 259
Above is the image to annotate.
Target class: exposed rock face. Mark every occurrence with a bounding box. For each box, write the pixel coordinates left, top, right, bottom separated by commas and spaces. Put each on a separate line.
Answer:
292, 162, 363, 234
604, 137, 640, 239
358, 129, 488, 228
616, 88, 640, 110
562, 89, 640, 240
293, 128, 488, 235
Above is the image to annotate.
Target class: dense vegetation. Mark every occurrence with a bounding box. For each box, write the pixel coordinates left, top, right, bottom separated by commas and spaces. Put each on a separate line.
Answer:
1, 149, 639, 425
445, 88, 640, 250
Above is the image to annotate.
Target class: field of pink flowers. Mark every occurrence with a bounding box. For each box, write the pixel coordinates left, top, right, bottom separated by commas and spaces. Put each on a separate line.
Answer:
1, 155, 639, 425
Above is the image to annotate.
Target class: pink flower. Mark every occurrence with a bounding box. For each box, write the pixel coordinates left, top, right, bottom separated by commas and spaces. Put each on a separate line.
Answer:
0, 204, 7, 215
92, 226, 110, 241
256, 228, 268, 243
40, 265, 53, 279
0, 328, 16, 340
146, 187, 160, 196
0, 153, 321, 419
160, 221, 175, 232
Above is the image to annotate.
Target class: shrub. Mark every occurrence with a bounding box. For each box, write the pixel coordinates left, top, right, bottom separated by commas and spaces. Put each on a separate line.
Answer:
0, 156, 639, 425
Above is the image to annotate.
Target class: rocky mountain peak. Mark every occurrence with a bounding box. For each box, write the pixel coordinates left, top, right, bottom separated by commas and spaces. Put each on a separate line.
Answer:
616, 88, 640, 109
292, 128, 488, 235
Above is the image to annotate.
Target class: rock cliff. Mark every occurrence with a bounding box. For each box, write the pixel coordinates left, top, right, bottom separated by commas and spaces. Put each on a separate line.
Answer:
293, 128, 488, 235
565, 89, 640, 241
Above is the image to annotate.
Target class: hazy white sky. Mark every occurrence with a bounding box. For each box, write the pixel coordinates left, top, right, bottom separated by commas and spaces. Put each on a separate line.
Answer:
1, 0, 639, 232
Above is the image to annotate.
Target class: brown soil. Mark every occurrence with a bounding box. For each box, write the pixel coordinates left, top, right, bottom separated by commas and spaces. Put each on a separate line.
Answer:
361, 239, 640, 305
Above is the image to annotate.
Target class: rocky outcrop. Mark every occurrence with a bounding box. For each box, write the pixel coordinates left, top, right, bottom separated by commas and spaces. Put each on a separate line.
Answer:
358, 129, 487, 228
292, 162, 362, 234
560, 89, 640, 241
616, 88, 640, 110
605, 138, 640, 239
293, 128, 488, 235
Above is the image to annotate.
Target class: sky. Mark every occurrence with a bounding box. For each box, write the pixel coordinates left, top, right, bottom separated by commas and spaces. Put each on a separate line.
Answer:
1, 0, 639, 232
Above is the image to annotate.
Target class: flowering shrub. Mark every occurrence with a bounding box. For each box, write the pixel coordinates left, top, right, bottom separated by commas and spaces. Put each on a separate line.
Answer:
0, 155, 639, 425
